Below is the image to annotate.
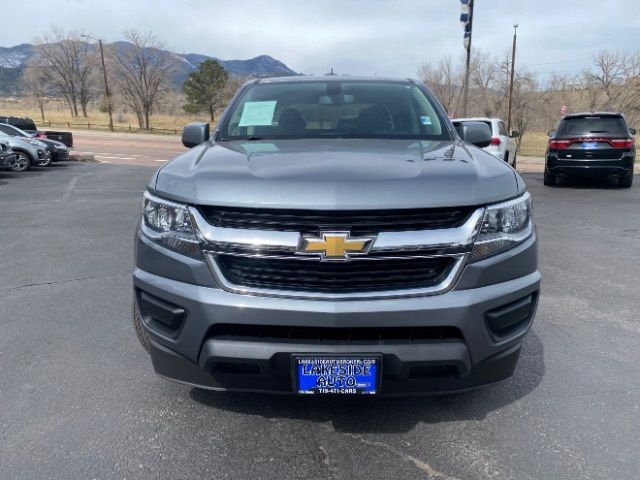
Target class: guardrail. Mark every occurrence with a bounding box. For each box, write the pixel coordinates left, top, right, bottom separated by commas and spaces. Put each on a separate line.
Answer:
35, 120, 179, 135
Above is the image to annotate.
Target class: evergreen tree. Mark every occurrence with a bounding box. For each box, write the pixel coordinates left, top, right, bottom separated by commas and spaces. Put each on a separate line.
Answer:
183, 60, 229, 120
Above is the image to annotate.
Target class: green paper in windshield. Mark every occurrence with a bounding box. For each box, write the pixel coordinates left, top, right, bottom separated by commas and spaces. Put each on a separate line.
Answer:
238, 101, 277, 127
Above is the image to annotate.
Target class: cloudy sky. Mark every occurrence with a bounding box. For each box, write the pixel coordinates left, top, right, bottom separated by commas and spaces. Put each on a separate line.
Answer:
1, 0, 638, 79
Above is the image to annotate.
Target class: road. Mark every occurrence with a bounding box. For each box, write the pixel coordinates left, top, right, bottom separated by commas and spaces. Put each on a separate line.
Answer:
70, 129, 549, 172
1, 162, 639, 479
72, 130, 186, 166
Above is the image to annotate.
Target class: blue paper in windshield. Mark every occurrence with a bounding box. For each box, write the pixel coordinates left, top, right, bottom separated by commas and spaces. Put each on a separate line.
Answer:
238, 101, 277, 127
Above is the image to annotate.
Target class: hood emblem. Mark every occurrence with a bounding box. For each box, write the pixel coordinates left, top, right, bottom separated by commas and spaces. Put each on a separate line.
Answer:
297, 232, 375, 262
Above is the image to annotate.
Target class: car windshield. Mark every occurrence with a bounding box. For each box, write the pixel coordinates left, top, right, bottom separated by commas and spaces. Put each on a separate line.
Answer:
218, 80, 450, 141
0, 124, 29, 137
557, 116, 628, 136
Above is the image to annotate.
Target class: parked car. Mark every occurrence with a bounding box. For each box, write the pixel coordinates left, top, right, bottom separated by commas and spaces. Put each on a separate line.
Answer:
0, 139, 16, 171
545, 112, 636, 187
0, 115, 74, 148
132, 76, 540, 396
452, 117, 518, 167
0, 130, 51, 171
0, 123, 70, 162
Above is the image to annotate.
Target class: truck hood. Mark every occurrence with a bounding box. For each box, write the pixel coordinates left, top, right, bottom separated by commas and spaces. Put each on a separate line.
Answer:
154, 139, 520, 209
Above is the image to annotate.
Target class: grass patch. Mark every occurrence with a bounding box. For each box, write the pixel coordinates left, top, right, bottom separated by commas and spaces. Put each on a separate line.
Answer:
518, 131, 548, 157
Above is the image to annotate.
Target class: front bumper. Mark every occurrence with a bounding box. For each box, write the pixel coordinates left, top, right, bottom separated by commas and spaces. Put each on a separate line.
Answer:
52, 149, 69, 161
546, 153, 635, 177
133, 232, 540, 395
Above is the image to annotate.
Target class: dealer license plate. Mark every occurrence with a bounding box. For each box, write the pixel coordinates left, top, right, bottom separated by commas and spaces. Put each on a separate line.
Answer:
294, 355, 380, 395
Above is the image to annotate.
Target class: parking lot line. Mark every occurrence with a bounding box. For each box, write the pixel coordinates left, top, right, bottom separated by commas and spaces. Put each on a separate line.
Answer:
77, 152, 146, 157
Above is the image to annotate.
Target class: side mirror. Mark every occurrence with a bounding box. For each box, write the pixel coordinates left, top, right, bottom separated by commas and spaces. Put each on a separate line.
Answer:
510, 131, 520, 138
459, 121, 492, 148
548, 130, 556, 138
629, 128, 636, 136
182, 122, 210, 148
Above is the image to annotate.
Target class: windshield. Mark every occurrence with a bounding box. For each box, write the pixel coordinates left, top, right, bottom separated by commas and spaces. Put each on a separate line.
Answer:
557, 116, 628, 136
0, 124, 29, 137
218, 81, 450, 141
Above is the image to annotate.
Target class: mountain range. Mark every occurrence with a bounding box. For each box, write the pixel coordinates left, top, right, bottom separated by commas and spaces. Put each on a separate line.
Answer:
0, 42, 297, 95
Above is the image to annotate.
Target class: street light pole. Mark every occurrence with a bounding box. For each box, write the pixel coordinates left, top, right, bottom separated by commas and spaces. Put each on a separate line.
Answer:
506, 24, 519, 133
82, 35, 113, 131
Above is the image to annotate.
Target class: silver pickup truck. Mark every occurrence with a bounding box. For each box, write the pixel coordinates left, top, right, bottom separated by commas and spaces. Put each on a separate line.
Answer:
133, 76, 539, 396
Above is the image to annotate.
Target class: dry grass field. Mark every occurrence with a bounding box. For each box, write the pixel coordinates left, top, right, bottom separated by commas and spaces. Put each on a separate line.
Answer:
0, 97, 204, 134
2, 96, 552, 155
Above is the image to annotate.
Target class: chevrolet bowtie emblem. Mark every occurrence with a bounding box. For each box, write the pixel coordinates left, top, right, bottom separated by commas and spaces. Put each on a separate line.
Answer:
297, 232, 375, 261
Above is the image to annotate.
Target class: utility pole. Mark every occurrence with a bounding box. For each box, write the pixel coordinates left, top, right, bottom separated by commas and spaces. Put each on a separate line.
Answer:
506, 24, 518, 133
462, 0, 474, 117
81, 35, 114, 131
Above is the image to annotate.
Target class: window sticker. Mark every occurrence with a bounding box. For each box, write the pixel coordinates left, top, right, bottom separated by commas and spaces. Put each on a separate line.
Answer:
238, 101, 277, 127
420, 115, 433, 126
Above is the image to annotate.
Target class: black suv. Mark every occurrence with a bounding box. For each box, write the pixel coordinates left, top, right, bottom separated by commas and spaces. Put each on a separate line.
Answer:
545, 113, 636, 188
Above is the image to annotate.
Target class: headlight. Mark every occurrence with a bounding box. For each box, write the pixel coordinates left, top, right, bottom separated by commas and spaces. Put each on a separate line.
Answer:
470, 192, 533, 262
141, 192, 203, 260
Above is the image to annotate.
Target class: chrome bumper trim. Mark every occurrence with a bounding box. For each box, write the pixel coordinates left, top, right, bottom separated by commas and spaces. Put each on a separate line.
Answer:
190, 207, 484, 254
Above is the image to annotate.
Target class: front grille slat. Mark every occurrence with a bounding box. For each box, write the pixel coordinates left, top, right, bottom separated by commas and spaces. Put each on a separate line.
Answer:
209, 323, 463, 344
217, 255, 453, 293
200, 206, 474, 234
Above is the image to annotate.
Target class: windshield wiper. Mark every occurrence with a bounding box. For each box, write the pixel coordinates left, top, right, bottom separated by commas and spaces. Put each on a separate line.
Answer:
589, 130, 610, 133
217, 136, 264, 141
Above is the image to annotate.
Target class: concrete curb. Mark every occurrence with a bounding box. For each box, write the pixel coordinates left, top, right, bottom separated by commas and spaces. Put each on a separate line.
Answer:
69, 154, 97, 162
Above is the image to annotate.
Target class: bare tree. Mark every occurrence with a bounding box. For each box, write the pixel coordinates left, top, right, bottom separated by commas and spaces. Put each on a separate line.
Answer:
511, 73, 537, 150
21, 67, 49, 122
418, 55, 461, 115
588, 50, 627, 109
110, 30, 177, 129
28, 28, 98, 117
471, 50, 507, 117
416, 47, 640, 137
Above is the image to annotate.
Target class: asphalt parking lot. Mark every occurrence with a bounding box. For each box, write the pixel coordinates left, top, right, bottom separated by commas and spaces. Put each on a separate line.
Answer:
1, 161, 639, 480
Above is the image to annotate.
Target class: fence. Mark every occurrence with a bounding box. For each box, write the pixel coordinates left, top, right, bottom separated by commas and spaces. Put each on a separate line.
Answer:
35, 120, 179, 135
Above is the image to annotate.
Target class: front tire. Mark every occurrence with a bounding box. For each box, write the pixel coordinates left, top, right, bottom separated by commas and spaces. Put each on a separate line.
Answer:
619, 171, 634, 188
10, 152, 31, 172
39, 155, 52, 167
543, 169, 556, 186
132, 299, 151, 354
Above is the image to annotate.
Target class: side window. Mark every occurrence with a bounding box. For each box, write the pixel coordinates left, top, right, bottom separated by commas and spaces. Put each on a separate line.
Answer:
498, 122, 508, 136
15, 119, 36, 131
0, 125, 11, 135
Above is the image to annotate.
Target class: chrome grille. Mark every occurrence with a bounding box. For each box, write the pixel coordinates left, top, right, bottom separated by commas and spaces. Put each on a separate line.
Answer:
190, 206, 484, 300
